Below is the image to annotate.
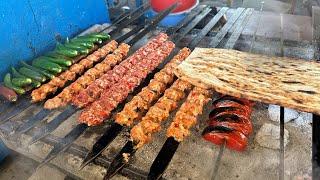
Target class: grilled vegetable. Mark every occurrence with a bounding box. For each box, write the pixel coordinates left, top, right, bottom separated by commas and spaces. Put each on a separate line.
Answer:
3, 73, 25, 94
202, 95, 254, 152
57, 44, 89, 55
46, 52, 72, 60
0, 84, 18, 101
59, 65, 68, 71
11, 66, 33, 81
20, 61, 55, 79
88, 33, 110, 40
54, 48, 79, 58
30, 80, 41, 88
11, 66, 26, 78
66, 41, 94, 49
202, 126, 248, 151
71, 36, 103, 44
32, 58, 62, 74
12, 66, 41, 88
40, 56, 72, 66
18, 67, 46, 82
12, 77, 32, 87
63, 44, 90, 54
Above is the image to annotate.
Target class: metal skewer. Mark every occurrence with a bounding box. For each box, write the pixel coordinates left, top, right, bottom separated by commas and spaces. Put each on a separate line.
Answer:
79, 5, 212, 170
104, 7, 237, 180
32, 3, 179, 170
148, 7, 254, 180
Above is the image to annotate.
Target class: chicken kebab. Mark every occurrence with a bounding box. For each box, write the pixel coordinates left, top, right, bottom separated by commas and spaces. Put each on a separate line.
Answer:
104, 79, 194, 179
31, 40, 118, 102
115, 47, 191, 127
147, 93, 253, 179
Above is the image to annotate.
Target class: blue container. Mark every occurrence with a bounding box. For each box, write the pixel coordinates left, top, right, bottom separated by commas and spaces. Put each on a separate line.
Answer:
0, 0, 111, 78
147, 9, 187, 27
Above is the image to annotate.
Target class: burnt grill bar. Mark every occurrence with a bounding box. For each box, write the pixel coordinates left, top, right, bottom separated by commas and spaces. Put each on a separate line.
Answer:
0, 5, 315, 180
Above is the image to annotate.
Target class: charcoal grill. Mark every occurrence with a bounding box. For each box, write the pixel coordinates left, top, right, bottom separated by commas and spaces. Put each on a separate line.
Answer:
0, 3, 318, 180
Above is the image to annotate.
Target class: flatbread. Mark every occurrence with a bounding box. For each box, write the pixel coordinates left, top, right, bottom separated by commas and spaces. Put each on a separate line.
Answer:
175, 47, 320, 115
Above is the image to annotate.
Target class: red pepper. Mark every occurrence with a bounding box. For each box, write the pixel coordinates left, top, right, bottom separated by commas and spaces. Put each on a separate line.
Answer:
209, 107, 252, 121
213, 95, 254, 107
202, 126, 248, 152
209, 120, 252, 136
202, 95, 254, 152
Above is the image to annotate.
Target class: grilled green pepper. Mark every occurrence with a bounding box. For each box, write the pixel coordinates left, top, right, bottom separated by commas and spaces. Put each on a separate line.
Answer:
88, 33, 110, 40
67, 41, 94, 49
46, 52, 72, 60
20, 61, 56, 79
54, 48, 79, 58
40, 56, 72, 67
72, 36, 103, 44
11, 66, 41, 88
12, 77, 32, 87
18, 67, 46, 82
57, 44, 89, 55
32, 58, 62, 74
4, 73, 26, 94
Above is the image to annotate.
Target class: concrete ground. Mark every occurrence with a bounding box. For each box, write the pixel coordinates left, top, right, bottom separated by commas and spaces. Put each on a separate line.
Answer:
0, 151, 73, 180
0, 151, 38, 180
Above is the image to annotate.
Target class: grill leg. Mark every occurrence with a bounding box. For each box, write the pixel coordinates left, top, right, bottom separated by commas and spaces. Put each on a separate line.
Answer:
313, 114, 320, 179
279, 107, 284, 180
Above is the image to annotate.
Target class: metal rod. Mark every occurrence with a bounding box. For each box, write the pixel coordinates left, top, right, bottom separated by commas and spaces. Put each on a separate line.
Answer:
313, 114, 320, 179
279, 106, 285, 180
166, 5, 206, 36
172, 7, 212, 43
14, 109, 51, 134
0, 97, 32, 125
107, 4, 150, 36
211, 141, 226, 180
28, 105, 77, 145
189, 7, 229, 50
208, 7, 245, 48
279, 13, 285, 180
127, 3, 178, 45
